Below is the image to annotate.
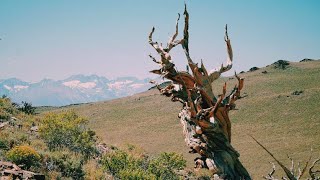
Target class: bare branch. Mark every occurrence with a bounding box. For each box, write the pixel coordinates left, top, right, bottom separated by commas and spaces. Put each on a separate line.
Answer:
209, 24, 233, 82
167, 13, 181, 51
263, 162, 276, 180
222, 72, 244, 111
186, 89, 197, 117
250, 135, 297, 180
209, 94, 224, 118
148, 27, 172, 65
309, 158, 320, 179
270, 162, 276, 176
149, 54, 160, 64
287, 155, 295, 176
150, 69, 162, 75
200, 59, 209, 77
148, 27, 162, 54
149, 80, 161, 91
223, 82, 227, 96
297, 162, 301, 178
297, 150, 312, 179
182, 3, 190, 56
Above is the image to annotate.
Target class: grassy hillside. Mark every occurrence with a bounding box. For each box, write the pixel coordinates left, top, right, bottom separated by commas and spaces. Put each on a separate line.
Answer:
47, 60, 320, 179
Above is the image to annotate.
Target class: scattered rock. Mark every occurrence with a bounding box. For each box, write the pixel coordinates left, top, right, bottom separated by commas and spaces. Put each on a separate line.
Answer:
300, 58, 314, 62
97, 143, 110, 155
175, 169, 193, 179
272, 60, 290, 69
30, 126, 39, 133
0, 122, 9, 129
291, 90, 303, 96
248, 67, 259, 72
239, 71, 245, 74
261, 70, 268, 74
8, 120, 15, 126
0, 161, 44, 180
11, 117, 19, 121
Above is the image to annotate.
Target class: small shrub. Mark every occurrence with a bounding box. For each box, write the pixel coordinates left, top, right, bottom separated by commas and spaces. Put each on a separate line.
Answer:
44, 150, 85, 179
102, 150, 130, 175
0, 97, 17, 119
83, 160, 105, 180
4, 131, 31, 148
148, 152, 186, 180
119, 169, 156, 180
30, 139, 47, 151
273, 60, 290, 69
292, 90, 303, 95
248, 67, 259, 72
102, 147, 186, 180
60, 159, 85, 179
72, 130, 98, 160
0, 109, 10, 120
0, 139, 8, 150
46, 171, 62, 180
6, 145, 41, 169
194, 169, 213, 180
18, 101, 36, 115
40, 111, 98, 159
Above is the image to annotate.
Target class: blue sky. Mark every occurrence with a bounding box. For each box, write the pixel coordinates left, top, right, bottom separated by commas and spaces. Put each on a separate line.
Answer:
0, 0, 319, 82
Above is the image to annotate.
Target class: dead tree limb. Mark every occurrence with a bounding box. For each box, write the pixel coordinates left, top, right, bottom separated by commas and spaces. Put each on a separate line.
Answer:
147, 4, 251, 179
251, 136, 319, 180
208, 24, 233, 82
263, 162, 277, 180
309, 159, 320, 179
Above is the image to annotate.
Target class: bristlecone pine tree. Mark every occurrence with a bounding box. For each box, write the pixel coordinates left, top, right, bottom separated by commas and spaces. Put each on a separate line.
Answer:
148, 4, 251, 180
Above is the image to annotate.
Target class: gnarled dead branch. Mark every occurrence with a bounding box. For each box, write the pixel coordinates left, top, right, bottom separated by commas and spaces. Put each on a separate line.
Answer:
208, 24, 233, 82
309, 159, 320, 179
147, 4, 251, 179
251, 136, 320, 180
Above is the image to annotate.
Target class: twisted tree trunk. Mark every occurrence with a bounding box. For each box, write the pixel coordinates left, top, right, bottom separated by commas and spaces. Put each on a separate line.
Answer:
148, 5, 251, 179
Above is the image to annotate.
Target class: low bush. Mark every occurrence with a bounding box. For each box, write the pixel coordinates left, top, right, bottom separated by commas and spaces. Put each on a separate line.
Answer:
43, 150, 85, 179
0, 139, 8, 150
148, 152, 186, 180
102, 146, 186, 180
18, 101, 36, 115
39, 111, 98, 159
119, 168, 156, 180
6, 145, 41, 169
83, 160, 105, 180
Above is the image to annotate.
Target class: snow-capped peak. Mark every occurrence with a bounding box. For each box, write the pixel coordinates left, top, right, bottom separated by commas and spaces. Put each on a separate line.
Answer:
3, 85, 11, 90
0, 74, 152, 106
63, 80, 96, 89
14, 85, 29, 91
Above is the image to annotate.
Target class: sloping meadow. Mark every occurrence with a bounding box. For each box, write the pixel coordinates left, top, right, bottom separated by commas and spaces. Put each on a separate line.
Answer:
52, 60, 320, 179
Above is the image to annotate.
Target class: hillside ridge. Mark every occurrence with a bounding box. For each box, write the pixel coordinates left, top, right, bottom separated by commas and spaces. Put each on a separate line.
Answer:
0, 75, 152, 106
41, 59, 320, 178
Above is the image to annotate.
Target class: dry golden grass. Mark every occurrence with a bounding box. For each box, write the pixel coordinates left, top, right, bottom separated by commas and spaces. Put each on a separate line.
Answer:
45, 60, 320, 179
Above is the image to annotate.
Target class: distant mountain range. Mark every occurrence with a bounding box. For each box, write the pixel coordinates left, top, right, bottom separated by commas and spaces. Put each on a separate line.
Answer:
0, 75, 152, 106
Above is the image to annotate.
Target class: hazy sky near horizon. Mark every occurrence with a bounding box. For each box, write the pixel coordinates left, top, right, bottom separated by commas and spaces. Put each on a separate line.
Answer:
0, 0, 319, 82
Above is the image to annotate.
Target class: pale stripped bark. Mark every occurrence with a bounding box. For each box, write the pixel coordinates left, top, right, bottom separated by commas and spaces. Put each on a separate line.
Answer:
148, 4, 250, 179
